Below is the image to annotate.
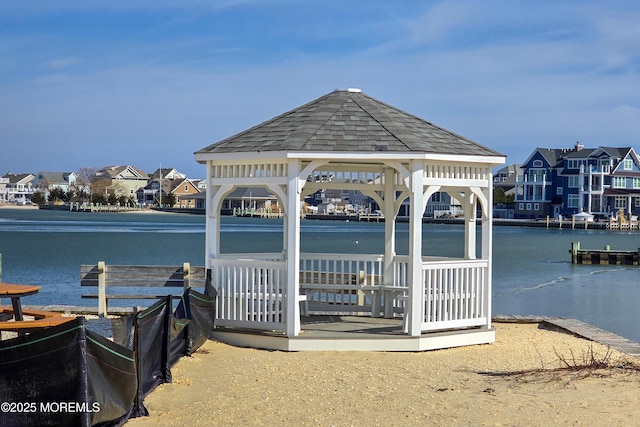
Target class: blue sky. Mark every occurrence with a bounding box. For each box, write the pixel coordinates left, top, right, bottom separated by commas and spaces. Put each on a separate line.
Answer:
2, 1, 640, 178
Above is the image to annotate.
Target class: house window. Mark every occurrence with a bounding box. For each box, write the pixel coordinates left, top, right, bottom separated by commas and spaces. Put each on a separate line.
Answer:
185, 185, 189, 191
624, 159, 633, 170
613, 177, 626, 188
518, 203, 524, 210
526, 203, 532, 210
636, 197, 640, 207
568, 194, 579, 208
633, 178, 640, 189
532, 160, 543, 167
556, 187, 563, 195
615, 197, 627, 209
534, 203, 539, 211
529, 170, 545, 181
568, 176, 580, 188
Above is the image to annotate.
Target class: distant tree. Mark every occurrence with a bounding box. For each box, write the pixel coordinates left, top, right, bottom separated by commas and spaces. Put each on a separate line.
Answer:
73, 188, 90, 203
91, 178, 111, 200
161, 193, 176, 207
92, 192, 106, 205
48, 187, 67, 204
493, 187, 514, 204
31, 191, 45, 205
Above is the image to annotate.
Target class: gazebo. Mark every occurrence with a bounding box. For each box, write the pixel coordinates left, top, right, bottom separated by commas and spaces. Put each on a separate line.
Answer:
195, 89, 505, 351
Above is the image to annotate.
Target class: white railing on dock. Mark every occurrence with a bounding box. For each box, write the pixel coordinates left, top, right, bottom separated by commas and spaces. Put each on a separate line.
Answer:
420, 259, 488, 331
211, 258, 287, 331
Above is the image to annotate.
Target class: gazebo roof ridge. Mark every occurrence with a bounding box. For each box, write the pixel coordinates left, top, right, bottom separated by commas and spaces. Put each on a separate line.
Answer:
195, 89, 504, 158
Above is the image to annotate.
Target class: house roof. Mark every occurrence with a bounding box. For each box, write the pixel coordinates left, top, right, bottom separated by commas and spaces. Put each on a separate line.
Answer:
36, 171, 75, 185
98, 165, 148, 180
2, 173, 34, 184
196, 89, 503, 158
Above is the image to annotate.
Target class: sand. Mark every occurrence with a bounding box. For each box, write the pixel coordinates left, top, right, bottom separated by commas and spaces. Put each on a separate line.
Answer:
125, 322, 640, 426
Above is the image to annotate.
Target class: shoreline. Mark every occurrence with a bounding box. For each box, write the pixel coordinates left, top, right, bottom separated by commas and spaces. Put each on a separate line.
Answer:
0, 204, 630, 230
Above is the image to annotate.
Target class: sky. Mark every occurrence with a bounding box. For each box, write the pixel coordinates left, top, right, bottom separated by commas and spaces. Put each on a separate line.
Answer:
2, 1, 640, 179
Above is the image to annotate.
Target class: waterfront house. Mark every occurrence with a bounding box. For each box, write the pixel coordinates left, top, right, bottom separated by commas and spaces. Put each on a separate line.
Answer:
93, 165, 149, 200
149, 167, 186, 181
0, 173, 35, 204
515, 143, 640, 219
33, 171, 90, 201
171, 178, 202, 208
136, 178, 173, 206
220, 187, 280, 214
195, 88, 505, 351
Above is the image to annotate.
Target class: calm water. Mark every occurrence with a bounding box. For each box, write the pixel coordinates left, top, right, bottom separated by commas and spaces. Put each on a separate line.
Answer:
1, 208, 639, 343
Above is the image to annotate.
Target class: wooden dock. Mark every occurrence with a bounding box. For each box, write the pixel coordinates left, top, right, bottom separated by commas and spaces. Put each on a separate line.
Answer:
570, 241, 640, 265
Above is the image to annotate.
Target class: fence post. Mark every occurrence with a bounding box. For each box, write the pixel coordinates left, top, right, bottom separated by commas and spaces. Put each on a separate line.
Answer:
183, 262, 191, 290
98, 261, 107, 317
571, 242, 580, 264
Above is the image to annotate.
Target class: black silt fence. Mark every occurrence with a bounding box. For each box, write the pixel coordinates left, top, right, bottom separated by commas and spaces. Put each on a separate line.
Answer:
0, 318, 137, 427
0, 284, 217, 426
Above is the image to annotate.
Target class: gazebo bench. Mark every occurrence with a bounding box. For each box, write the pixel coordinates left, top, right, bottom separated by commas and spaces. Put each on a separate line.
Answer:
299, 271, 369, 315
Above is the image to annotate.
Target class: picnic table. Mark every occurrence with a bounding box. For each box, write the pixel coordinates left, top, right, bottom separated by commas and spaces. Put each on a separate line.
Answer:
0, 283, 72, 335
0, 283, 41, 321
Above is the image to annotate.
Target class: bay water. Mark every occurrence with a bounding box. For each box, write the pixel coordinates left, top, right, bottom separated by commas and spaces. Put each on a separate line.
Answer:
0, 207, 639, 343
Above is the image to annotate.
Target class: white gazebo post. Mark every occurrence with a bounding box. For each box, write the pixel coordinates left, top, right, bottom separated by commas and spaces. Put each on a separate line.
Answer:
285, 160, 302, 336
463, 191, 477, 260
205, 161, 233, 264
482, 177, 494, 330
382, 167, 398, 316
407, 160, 424, 336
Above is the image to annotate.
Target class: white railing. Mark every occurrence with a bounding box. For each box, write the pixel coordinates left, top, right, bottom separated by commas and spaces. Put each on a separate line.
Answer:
299, 253, 384, 313
211, 258, 287, 331
211, 253, 490, 334
424, 163, 489, 181
211, 162, 288, 179
420, 259, 488, 331
218, 252, 285, 262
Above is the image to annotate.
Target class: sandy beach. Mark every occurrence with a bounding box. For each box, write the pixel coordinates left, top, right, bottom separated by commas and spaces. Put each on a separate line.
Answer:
126, 322, 640, 426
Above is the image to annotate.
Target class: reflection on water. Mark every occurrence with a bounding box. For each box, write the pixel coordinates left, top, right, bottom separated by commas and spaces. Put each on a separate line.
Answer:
0, 208, 639, 343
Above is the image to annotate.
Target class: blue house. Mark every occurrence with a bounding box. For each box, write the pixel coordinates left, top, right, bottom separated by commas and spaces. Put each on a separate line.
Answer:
516, 143, 640, 219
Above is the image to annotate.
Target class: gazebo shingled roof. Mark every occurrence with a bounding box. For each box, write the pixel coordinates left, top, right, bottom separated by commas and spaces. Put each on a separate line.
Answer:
195, 89, 502, 157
